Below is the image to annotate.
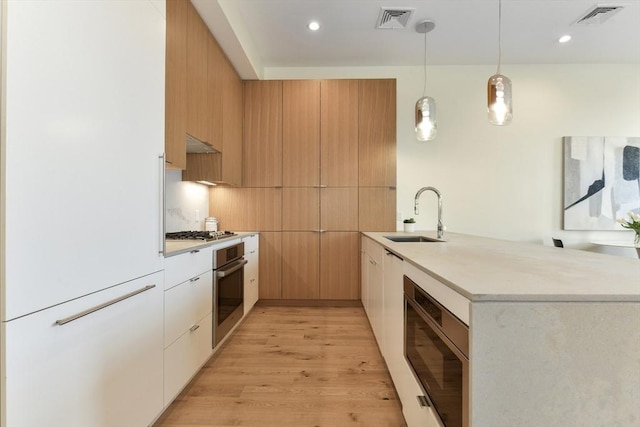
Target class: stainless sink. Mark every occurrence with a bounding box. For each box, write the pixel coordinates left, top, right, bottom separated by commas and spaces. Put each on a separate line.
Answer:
384, 235, 444, 243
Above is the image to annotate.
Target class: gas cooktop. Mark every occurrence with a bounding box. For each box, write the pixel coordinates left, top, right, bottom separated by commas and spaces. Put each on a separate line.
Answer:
165, 231, 238, 241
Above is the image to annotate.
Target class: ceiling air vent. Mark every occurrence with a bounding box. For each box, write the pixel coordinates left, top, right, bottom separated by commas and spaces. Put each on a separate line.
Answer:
376, 7, 415, 29
575, 4, 624, 25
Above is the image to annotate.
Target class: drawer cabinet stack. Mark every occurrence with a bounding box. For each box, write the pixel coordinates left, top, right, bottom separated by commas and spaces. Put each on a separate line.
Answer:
242, 233, 260, 314
163, 247, 214, 405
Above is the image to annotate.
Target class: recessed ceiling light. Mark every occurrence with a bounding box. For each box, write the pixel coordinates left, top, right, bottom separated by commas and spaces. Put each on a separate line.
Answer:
558, 35, 572, 43
308, 21, 320, 31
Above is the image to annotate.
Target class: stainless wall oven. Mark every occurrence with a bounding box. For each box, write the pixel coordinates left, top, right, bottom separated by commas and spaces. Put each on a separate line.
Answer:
213, 242, 246, 347
404, 275, 469, 427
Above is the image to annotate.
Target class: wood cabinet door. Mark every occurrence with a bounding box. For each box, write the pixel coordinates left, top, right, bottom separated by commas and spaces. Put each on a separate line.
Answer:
207, 32, 224, 152
359, 79, 397, 187
165, 0, 187, 170
221, 57, 243, 186
183, 152, 221, 182
186, 1, 210, 144
359, 187, 397, 231
282, 187, 320, 231
282, 232, 320, 299
244, 80, 283, 187
320, 187, 359, 231
320, 232, 360, 300
258, 232, 282, 300
210, 187, 282, 231
320, 80, 359, 187
283, 80, 321, 186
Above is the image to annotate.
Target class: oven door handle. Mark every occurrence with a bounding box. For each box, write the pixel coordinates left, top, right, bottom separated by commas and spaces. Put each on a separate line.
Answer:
216, 259, 248, 278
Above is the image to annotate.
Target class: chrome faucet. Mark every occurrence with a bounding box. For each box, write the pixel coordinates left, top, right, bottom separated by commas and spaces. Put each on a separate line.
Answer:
414, 186, 444, 239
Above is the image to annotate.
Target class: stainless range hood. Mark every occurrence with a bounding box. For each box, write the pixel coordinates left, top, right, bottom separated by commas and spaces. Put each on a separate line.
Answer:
186, 134, 218, 154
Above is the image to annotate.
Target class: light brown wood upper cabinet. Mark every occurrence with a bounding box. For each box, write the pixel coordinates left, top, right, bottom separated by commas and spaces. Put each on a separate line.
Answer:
186, 1, 209, 145
359, 79, 397, 187
165, 0, 187, 170
282, 188, 320, 231
321, 80, 359, 187
220, 55, 243, 186
320, 187, 358, 231
206, 32, 224, 152
243, 80, 283, 187
359, 187, 397, 231
283, 80, 321, 187
209, 187, 281, 231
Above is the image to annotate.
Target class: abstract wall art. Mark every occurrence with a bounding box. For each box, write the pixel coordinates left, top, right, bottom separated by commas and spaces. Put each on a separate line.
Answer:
563, 136, 640, 230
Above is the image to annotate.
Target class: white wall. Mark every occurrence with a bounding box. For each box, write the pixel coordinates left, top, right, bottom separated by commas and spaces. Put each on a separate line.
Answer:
265, 64, 640, 257
165, 169, 209, 232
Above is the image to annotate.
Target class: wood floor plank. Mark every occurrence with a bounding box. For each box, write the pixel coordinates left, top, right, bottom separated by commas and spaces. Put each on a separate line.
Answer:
155, 306, 406, 427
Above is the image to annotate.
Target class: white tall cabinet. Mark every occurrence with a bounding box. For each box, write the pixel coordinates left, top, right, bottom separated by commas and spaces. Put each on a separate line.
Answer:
1, 2, 166, 426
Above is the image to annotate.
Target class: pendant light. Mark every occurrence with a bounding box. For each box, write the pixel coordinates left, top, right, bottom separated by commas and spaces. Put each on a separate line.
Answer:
415, 20, 436, 141
487, 0, 512, 125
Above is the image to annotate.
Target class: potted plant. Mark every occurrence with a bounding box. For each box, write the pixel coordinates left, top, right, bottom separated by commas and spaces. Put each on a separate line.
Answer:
403, 218, 416, 232
617, 212, 640, 247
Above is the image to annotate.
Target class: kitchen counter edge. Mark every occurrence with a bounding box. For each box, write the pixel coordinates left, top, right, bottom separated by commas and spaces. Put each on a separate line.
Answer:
164, 232, 259, 257
362, 231, 640, 303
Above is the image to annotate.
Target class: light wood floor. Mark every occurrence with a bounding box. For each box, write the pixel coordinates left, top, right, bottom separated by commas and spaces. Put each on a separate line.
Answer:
155, 306, 407, 427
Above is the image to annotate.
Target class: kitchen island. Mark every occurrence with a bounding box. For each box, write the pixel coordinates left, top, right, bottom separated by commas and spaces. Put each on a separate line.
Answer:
362, 231, 640, 427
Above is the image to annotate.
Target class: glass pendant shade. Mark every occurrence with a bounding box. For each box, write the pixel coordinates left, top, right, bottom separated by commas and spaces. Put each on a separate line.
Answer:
487, 74, 512, 126
415, 96, 437, 141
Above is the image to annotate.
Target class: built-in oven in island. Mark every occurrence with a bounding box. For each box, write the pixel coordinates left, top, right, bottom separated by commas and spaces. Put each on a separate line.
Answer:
213, 241, 247, 347
404, 275, 469, 427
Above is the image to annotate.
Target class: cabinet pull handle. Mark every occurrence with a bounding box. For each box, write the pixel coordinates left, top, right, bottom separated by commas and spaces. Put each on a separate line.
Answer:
417, 395, 431, 408
190, 249, 200, 254
189, 324, 200, 332
216, 259, 248, 278
313, 185, 327, 188
385, 250, 404, 261
55, 284, 156, 326
190, 276, 200, 282
159, 154, 166, 255
369, 259, 376, 265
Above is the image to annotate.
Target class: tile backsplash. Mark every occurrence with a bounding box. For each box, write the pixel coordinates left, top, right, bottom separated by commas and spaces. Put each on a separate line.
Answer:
165, 169, 209, 232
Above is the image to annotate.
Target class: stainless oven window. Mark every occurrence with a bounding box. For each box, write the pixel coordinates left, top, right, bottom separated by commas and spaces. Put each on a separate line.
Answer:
217, 260, 244, 325
406, 301, 464, 427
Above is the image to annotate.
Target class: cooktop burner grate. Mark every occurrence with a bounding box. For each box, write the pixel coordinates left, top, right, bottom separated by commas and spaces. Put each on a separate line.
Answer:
165, 230, 237, 241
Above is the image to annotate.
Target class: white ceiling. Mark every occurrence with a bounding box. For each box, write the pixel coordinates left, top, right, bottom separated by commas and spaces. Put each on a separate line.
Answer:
193, 0, 640, 79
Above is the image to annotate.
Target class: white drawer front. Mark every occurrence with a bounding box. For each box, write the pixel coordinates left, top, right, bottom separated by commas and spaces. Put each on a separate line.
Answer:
164, 246, 213, 290
163, 312, 213, 405
164, 270, 213, 346
241, 233, 259, 253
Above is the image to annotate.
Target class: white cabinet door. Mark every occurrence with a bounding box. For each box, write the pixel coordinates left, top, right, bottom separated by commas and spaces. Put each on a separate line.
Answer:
361, 236, 385, 349
3, 272, 164, 427
243, 234, 259, 314
382, 248, 404, 375
366, 239, 385, 353
3, 1, 165, 320
360, 239, 370, 314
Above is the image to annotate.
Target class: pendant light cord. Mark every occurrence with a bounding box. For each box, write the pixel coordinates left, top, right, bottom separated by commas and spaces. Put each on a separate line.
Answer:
423, 30, 428, 97
497, 0, 502, 75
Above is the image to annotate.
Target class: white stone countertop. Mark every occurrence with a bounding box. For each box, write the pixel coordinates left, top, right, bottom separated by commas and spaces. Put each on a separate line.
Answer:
164, 231, 258, 257
363, 231, 640, 302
